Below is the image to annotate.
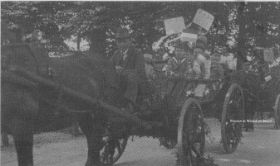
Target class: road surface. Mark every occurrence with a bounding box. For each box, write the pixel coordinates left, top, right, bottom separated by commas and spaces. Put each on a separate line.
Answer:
2, 118, 280, 166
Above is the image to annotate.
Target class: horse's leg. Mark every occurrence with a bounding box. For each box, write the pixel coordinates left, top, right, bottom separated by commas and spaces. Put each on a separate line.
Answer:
1, 130, 9, 147
12, 89, 37, 166
71, 122, 82, 136
79, 113, 104, 166
12, 118, 34, 166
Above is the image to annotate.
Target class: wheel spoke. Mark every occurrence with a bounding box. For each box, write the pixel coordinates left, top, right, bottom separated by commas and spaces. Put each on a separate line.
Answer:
225, 120, 241, 148
99, 135, 128, 165
192, 144, 202, 158
116, 141, 121, 154
177, 98, 205, 165
222, 84, 244, 153
274, 95, 280, 129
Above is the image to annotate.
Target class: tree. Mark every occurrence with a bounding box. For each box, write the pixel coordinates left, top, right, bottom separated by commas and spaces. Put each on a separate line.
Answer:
2, 1, 279, 60
1, 2, 73, 51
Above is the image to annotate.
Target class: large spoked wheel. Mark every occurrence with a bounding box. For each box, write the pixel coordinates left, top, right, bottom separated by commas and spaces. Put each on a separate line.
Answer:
274, 94, 280, 129
221, 83, 244, 153
100, 135, 128, 165
177, 98, 205, 166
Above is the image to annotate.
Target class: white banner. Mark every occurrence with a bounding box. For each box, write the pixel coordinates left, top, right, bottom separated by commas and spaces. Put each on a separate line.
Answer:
164, 17, 186, 35
192, 9, 214, 31
264, 48, 275, 63
179, 33, 198, 42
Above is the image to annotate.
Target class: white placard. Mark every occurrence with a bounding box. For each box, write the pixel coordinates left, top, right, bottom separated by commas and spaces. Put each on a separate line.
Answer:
192, 9, 214, 31
265, 75, 272, 82
264, 48, 275, 63
179, 33, 198, 42
164, 17, 186, 35
194, 84, 206, 97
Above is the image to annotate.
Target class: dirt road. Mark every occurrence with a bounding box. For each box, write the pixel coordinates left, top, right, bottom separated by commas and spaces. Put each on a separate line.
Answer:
2, 118, 280, 166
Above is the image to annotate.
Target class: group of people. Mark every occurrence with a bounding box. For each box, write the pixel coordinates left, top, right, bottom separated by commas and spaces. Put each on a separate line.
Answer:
110, 27, 223, 111
162, 33, 211, 80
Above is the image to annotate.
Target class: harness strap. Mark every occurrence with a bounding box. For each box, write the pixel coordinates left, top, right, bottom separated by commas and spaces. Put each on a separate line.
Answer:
52, 83, 64, 115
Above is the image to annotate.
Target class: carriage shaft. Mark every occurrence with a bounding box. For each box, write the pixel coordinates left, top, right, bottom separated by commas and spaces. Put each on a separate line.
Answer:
6, 66, 152, 129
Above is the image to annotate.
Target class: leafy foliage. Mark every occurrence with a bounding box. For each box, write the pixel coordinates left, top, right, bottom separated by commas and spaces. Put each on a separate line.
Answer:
2, 2, 279, 60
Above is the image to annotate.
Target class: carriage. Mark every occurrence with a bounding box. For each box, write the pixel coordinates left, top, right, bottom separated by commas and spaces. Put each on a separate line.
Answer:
2, 43, 245, 166
240, 47, 280, 130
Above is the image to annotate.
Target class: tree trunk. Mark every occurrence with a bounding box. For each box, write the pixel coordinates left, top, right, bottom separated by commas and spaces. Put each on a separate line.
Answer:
77, 33, 81, 51
236, 2, 247, 70
1, 132, 9, 147
89, 28, 106, 56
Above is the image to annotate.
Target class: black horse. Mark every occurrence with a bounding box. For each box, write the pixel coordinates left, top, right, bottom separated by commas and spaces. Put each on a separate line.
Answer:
1, 44, 122, 166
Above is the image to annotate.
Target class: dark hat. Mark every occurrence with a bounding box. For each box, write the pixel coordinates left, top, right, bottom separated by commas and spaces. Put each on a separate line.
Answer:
116, 28, 130, 39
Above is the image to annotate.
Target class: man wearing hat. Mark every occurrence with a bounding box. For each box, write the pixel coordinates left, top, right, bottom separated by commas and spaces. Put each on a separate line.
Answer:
111, 28, 146, 111
193, 35, 211, 79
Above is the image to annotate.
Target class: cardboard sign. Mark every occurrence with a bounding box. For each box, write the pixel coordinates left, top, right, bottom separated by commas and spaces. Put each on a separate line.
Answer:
179, 33, 198, 43
265, 75, 272, 82
194, 84, 206, 97
164, 17, 186, 35
192, 9, 214, 31
264, 48, 275, 63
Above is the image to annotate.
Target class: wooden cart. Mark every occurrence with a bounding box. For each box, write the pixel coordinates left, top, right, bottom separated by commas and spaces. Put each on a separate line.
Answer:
2, 44, 245, 166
